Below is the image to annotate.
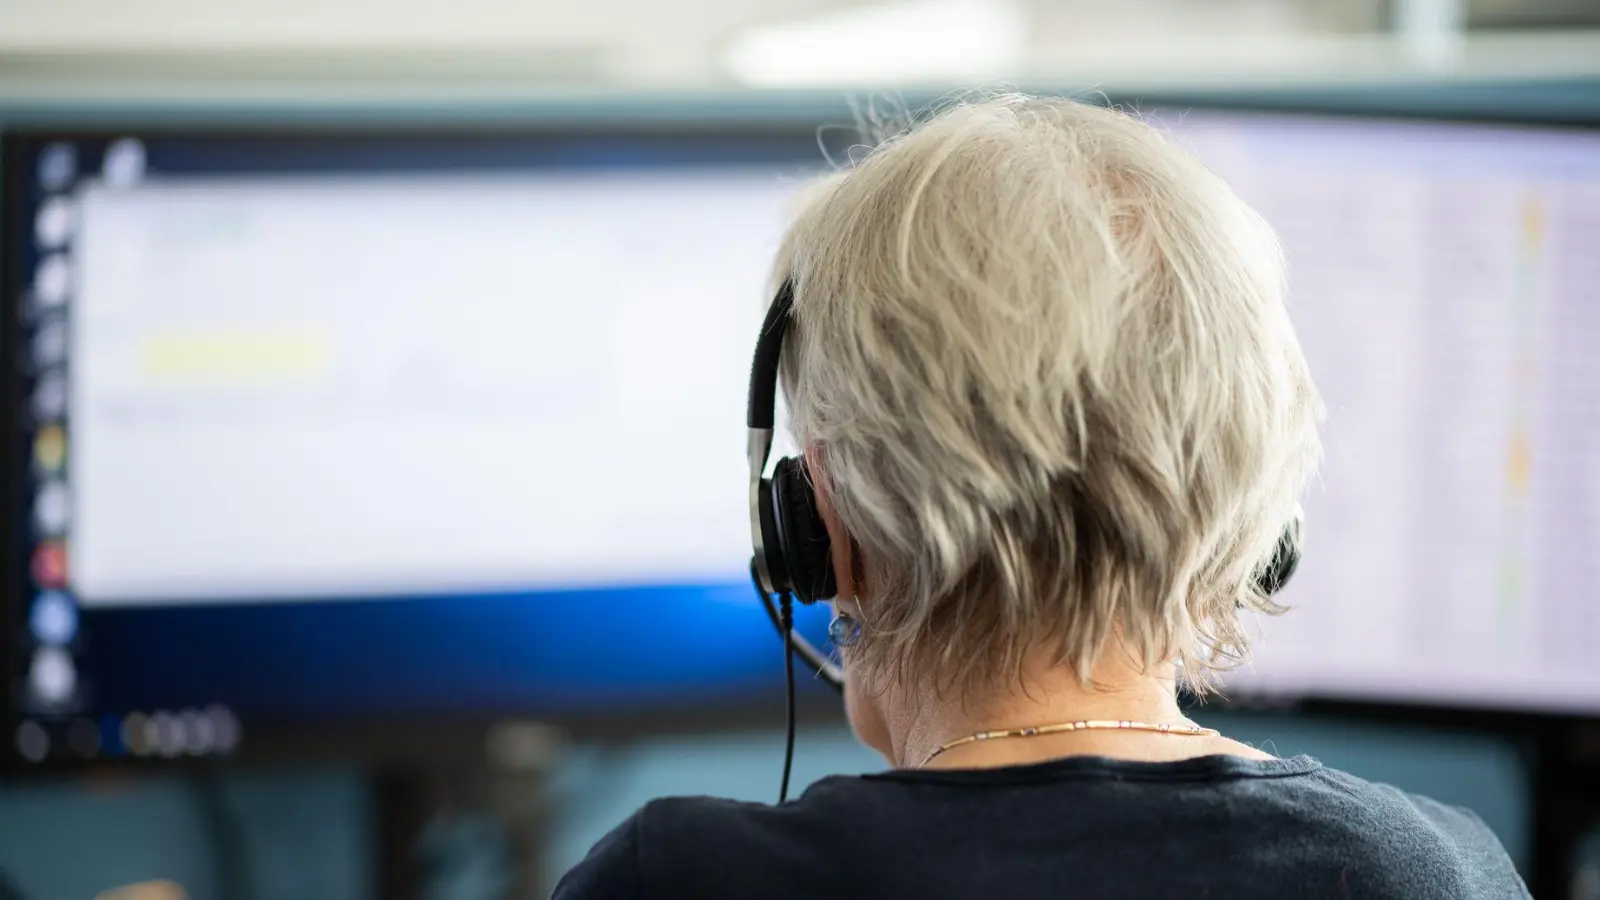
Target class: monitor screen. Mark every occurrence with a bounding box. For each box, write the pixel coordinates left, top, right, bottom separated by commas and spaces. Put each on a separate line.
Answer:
4, 109, 1599, 767
3, 126, 840, 765
1167, 111, 1600, 714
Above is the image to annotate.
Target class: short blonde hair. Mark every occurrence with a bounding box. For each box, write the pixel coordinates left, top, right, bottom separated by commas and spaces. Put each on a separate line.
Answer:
774, 94, 1322, 694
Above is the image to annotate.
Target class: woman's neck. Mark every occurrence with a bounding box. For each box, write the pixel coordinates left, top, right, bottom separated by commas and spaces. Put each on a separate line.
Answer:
884, 649, 1206, 770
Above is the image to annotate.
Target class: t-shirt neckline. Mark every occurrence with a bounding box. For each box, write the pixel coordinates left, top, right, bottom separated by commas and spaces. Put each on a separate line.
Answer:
867, 753, 1323, 786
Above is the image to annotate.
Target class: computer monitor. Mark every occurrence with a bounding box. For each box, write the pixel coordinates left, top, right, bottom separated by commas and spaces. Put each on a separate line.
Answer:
2, 122, 844, 767
3, 106, 1598, 769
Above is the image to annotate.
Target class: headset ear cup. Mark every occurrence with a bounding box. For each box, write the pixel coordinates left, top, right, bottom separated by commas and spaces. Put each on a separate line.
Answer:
1255, 509, 1304, 597
769, 457, 838, 604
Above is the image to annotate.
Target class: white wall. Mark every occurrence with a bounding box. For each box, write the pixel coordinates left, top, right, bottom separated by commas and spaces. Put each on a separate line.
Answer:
0, 0, 852, 84
1, 0, 1598, 103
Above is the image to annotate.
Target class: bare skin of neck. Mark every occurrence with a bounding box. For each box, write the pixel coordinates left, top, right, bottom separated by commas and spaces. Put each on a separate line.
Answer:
879, 641, 1275, 771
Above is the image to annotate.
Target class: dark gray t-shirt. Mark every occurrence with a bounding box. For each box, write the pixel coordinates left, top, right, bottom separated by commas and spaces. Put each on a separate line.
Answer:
553, 754, 1530, 899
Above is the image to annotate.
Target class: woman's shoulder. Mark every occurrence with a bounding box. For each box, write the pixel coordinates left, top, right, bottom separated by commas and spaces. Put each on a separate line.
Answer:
1288, 765, 1530, 897
551, 777, 876, 900
637, 774, 881, 837
1306, 765, 1510, 843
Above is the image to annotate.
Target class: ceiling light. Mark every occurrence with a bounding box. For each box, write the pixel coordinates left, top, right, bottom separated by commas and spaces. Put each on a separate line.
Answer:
725, 0, 1027, 88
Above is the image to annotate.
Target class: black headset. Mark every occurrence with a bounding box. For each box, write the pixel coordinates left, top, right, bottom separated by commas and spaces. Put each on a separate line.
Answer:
747, 281, 845, 701
746, 277, 1305, 693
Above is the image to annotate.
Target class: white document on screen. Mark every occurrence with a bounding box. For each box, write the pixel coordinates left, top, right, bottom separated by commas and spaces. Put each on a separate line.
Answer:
1176, 114, 1600, 713
70, 171, 800, 605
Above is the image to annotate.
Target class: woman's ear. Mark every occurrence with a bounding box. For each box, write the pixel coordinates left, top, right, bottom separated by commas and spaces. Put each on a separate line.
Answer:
803, 446, 858, 603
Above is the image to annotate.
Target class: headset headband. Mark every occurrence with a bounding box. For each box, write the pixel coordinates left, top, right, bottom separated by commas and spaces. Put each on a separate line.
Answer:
746, 281, 794, 596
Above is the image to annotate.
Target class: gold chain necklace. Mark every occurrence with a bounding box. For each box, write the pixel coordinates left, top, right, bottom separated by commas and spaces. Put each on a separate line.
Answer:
919, 719, 1219, 769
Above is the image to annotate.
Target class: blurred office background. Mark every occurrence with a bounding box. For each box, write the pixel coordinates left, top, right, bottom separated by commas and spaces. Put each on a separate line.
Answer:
2, 0, 1600, 898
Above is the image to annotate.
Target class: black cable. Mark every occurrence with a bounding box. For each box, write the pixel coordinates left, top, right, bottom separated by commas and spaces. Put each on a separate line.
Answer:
779, 591, 796, 804
752, 567, 844, 693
